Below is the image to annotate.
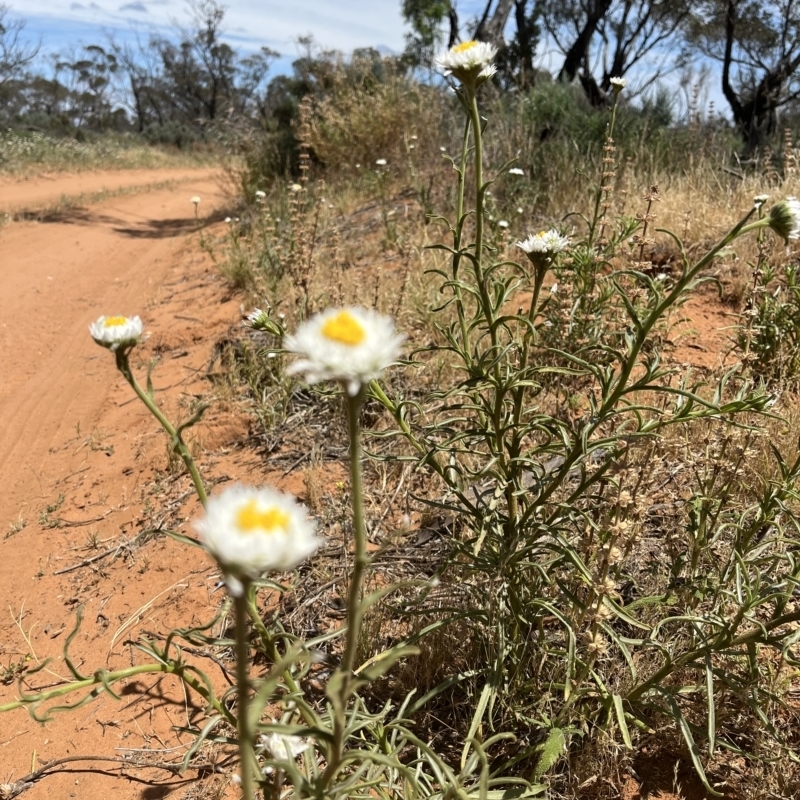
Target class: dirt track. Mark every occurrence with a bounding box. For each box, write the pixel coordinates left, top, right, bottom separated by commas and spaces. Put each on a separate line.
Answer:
0, 167, 245, 800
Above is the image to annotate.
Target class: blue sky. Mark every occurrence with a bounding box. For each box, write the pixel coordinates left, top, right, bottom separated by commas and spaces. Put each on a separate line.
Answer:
9, 0, 722, 119
9, 0, 479, 82
11, 1, 481, 62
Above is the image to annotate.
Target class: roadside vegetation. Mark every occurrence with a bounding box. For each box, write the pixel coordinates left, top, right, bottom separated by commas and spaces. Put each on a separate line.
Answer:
5, 2, 800, 799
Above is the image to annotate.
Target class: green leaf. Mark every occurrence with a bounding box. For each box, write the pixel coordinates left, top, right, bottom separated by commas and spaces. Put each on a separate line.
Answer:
533, 728, 565, 779
612, 694, 632, 749
658, 689, 723, 796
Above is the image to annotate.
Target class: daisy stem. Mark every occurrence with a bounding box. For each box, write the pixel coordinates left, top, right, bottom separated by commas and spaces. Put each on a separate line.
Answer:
322, 389, 368, 786
453, 115, 473, 364
115, 350, 208, 506
342, 390, 368, 679
234, 587, 258, 800
466, 89, 497, 350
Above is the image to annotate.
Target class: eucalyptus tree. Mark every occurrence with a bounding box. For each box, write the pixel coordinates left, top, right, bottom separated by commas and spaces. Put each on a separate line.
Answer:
688, 0, 800, 148
542, 0, 691, 104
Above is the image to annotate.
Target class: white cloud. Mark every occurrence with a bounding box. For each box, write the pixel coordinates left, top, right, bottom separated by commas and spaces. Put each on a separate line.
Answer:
13, 0, 409, 56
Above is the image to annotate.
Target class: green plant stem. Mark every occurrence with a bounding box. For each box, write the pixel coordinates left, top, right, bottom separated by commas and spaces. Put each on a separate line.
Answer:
234, 588, 258, 800
453, 115, 473, 363
116, 349, 207, 506
322, 389, 370, 786
466, 89, 497, 352
245, 595, 320, 730
522, 210, 763, 523
0, 660, 233, 723
341, 391, 369, 679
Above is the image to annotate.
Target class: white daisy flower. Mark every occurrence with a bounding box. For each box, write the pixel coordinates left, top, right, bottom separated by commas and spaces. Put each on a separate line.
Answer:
754, 194, 770, 208
225, 216, 232, 223
246, 308, 268, 326
190, 195, 201, 205
517, 207, 524, 214
768, 197, 800, 242
289, 183, 302, 193
89, 315, 143, 351
508, 167, 525, 176
375, 158, 387, 166
195, 485, 319, 597
285, 307, 404, 396
516, 230, 570, 255
260, 733, 311, 763
255, 190, 266, 199
436, 40, 497, 87
498, 220, 509, 228
610, 77, 626, 92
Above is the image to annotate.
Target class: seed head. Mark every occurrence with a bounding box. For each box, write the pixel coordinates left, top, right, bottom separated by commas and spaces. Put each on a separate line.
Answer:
768, 197, 800, 242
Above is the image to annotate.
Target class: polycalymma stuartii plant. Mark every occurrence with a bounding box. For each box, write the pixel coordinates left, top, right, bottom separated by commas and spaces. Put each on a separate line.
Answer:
194, 484, 320, 597
767, 196, 800, 242
435, 40, 497, 90
284, 306, 404, 396
89, 315, 143, 351
368, 45, 800, 794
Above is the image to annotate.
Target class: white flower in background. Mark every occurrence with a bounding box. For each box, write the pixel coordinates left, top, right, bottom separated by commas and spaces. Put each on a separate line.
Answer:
517, 230, 570, 256
509, 167, 525, 176
436, 40, 497, 87
754, 194, 770, 208
410, 134, 418, 140
517, 207, 524, 214
375, 158, 387, 166
246, 308, 269, 327
224, 216, 232, 223
439, 146, 447, 152
355, 163, 361, 168
285, 307, 404, 396
255, 190, 266, 199
409, 144, 416, 150
289, 183, 302, 193
768, 197, 800, 242
260, 733, 311, 763
195, 485, 319, 597
89, 315, 143, 351
610, 77, 626, 93
498, 220, 509, 229
190, 195, 201, 205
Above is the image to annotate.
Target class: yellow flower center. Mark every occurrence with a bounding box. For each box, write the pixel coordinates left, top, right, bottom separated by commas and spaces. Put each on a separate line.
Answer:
453, 40, 478, 54
104, 316, 128, 327
321, 311, 366, 346
236, 500, 290, 535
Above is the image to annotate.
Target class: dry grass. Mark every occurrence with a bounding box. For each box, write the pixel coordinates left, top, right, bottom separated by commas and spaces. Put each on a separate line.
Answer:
199, 76, 800, 799
0, 130, 214, 176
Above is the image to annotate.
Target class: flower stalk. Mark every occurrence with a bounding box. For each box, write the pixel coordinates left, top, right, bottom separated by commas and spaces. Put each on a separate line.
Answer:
321, 389, 369, 787
114, 348, 208, 506
234, 585, 258, 800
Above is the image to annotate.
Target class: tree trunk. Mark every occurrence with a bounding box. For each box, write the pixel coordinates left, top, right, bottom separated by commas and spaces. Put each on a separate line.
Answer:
515, 0, 535, 87
475, 0, 515, 47
558, 0, 613, 83
448, 3, 460, 48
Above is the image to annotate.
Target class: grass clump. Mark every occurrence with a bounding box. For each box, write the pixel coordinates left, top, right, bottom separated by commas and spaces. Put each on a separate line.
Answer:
0, 129, 213, 175
209, 54, 800, 800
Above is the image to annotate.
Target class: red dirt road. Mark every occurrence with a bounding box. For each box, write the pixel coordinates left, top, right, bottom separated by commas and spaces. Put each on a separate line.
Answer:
0, 168, 244, 800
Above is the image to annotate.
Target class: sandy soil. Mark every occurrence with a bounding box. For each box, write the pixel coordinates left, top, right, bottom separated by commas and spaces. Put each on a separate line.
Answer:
0, 167, 732, 800
0, 168, 253, 800
0, 168, 220, 216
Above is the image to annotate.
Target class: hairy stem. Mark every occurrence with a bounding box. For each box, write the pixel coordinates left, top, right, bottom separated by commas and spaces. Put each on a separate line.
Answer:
115, 350, 207, 506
